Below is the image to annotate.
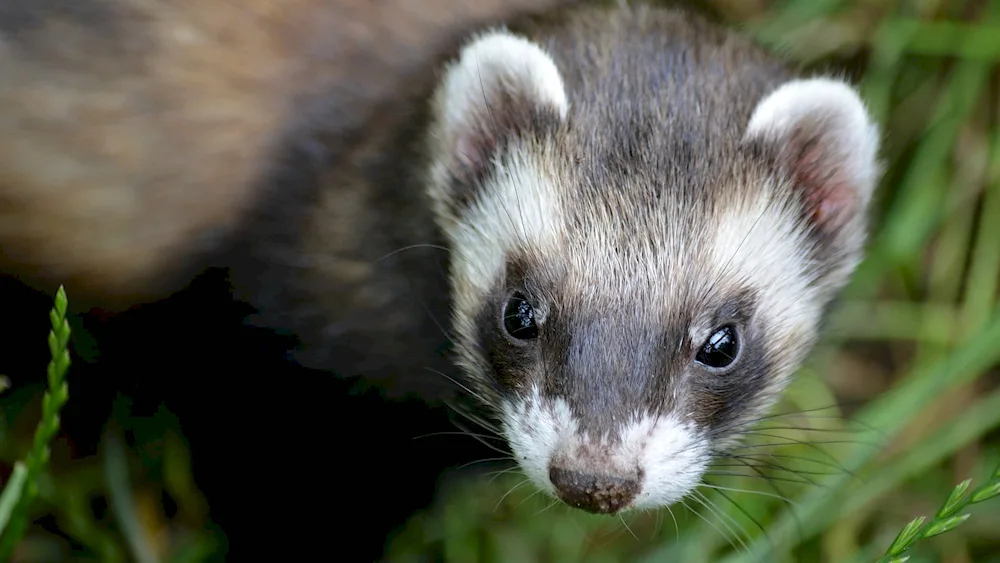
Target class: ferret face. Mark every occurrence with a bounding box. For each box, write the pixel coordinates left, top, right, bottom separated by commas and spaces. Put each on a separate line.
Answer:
425, 7, 880, 515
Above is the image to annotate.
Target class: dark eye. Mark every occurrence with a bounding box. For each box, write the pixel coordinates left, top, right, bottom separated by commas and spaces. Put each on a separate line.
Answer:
696, 325, 740, 369
503, 292, 539, 340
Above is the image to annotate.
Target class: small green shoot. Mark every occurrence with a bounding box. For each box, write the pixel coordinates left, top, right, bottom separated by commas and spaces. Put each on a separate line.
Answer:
877, 464, 1000, 562
0, 286, 73, 559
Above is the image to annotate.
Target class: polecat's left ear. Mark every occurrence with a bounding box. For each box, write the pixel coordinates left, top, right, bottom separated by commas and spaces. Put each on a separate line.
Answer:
744, 78, 881, 235
427, 29, 569, 206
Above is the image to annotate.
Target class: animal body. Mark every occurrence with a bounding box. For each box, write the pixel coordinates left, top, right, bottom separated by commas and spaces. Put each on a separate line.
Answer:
0, 0, 571, 310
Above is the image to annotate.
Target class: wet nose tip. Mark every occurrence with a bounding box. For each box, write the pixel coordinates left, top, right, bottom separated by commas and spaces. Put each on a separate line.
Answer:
548, 466, 639, 515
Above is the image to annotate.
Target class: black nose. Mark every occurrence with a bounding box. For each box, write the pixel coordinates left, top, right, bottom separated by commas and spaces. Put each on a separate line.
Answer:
548, 466, 639, 515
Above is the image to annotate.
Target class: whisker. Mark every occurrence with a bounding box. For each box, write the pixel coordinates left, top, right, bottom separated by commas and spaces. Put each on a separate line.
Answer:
420, 300, 460, 349
718, 451, 862, 484
717, 455, 814, 491
756, 411, 850, 424
456, 456, 515, 471
713, 454, 807, 538
748, 425, 875, 435
514, 487, 546, 510
761, 401, 868, 417
726, 437, 870, 481
708, 483, 773, 549
441, 401, 497, 437
703, 471, 817, 487
731, 434, 878, 451
487, 466, 521, 485
449, 417, 511, 457
531, 498, 561, 517
716, 408, 877, 439
688, 493, 750, 556
620, 514, 639, 541
693, 489, 752, 553
440, 394, 502, 436
412, 431, 506, 442
375, 243, 451, 263
455, 410, 503, 437
681, 498, 743, 556
664, 504, 680, 542
425, 367, 493, 411
727, 440, 868, 453
649, 508, 662, 541
494, 478, 531, 512
709, 461, 841, 478
699, 483, 798, 506
746, 405, 883, 435
718, 451, 850, 472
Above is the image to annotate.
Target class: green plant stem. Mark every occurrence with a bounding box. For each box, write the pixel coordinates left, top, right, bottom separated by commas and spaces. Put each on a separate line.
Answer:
0, 287, 73, 559
877, 464, 1000, 561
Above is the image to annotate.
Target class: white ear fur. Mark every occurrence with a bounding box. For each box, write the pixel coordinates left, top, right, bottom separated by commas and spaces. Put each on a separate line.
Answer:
431, 29, 569, 174
745, 78, 880, 229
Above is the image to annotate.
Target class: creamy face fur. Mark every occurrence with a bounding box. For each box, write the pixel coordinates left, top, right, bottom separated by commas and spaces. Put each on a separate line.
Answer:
424, 4, 880, 515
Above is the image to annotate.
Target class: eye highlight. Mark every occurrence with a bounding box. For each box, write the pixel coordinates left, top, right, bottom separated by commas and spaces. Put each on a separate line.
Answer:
503, 292, 539, 340
695, 325, 739, 369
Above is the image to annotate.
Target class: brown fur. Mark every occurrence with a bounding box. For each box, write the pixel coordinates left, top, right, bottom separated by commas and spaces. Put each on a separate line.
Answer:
0, 0, 572, 309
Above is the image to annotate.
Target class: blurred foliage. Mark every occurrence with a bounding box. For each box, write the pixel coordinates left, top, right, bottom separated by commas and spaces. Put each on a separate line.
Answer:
1, 0, 999, 561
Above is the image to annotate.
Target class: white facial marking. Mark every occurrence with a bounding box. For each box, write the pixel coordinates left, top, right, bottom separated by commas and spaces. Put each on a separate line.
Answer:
501, 386, 710, 511
630, 414, 710, 509
500, 387, 573, 497
452, 150, 563, 296
707, 181, 819, 360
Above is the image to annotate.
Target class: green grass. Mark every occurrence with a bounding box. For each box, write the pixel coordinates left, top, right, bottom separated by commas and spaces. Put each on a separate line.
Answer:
1, 0, 999, 561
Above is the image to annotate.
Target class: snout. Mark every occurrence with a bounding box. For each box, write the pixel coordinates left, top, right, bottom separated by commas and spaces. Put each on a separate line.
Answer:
501, 390, 708, 516
548, 465, 640, 514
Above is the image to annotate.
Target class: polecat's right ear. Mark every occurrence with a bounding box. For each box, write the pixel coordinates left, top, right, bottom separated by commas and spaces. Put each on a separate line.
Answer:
427, 29, 568, 206
743, 78, 881, 236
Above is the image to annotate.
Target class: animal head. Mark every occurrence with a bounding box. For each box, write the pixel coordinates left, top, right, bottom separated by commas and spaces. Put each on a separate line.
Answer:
424, 15, 879, 515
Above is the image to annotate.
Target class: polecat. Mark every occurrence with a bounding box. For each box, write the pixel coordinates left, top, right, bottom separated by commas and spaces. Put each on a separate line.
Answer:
0, 0, 881, 540
233, 1, 881, 516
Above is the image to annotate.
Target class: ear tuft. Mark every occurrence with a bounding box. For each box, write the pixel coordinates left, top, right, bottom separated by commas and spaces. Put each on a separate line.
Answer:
431, 29, 568, 182
745, 78, 880, 232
